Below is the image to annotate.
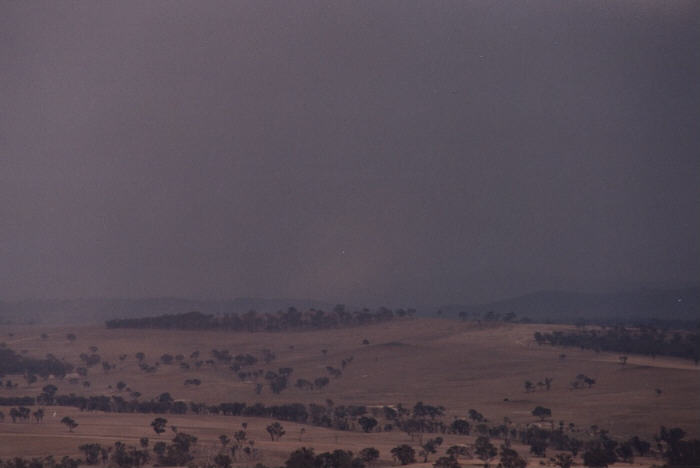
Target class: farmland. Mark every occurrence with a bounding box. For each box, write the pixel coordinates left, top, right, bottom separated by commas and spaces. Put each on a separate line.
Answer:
1, 318, 698, 467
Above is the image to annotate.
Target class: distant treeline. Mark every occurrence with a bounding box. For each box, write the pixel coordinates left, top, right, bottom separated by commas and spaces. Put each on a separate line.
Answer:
534, 327, 700, 362
0, 347, 73, 378
106, 307, 414, 332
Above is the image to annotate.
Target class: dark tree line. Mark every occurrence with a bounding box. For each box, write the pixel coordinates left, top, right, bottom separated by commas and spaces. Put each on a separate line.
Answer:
0, 390, 450, 437
534, 327, 700, 362
106, 306, 413, 332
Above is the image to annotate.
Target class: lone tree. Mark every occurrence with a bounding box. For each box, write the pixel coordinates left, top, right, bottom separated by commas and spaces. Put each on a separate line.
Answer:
532, 406, 552, 421
314, 376, 330, 390
266, 421, 285, 441
391, 444, 416, 465
61, 416, 78, 432
151, 417, 168, 435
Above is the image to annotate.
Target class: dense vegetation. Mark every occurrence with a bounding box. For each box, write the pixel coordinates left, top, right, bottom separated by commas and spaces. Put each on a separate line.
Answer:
106, 307, 413, 332
534, 326, 700, 363
0, 346, 73, 378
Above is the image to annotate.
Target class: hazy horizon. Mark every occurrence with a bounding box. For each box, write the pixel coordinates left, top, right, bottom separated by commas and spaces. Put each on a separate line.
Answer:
3, 277, 698, 312
2, 1, 699, 307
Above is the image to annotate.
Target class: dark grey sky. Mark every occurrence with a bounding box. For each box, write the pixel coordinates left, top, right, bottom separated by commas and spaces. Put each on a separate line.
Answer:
1, 1, 698, 307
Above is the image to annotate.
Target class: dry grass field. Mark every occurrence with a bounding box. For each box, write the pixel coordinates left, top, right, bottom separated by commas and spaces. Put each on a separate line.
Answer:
1, 318, 698, 467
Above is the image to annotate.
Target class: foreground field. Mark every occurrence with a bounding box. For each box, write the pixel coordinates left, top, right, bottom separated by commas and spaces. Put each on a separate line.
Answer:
1, 319, 698, 466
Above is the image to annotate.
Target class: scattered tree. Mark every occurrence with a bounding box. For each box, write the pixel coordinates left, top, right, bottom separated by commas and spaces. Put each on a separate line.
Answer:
61, 416, 78, 432
266, 421, 285, 441
151, 417, 167, 435
532, 406, 552, 421
419, 437, 444, 462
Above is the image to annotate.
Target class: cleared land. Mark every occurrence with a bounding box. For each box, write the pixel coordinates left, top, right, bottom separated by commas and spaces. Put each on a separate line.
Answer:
1, 319, 698, 466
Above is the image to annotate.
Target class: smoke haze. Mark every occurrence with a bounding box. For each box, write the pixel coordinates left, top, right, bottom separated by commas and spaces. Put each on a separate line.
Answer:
1, 1, 698, 307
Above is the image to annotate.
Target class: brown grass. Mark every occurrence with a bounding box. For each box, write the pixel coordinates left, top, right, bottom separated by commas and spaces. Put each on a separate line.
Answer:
1, 319, 698, 466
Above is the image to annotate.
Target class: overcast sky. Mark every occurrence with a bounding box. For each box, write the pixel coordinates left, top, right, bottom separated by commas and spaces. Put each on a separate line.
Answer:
1, 1, 698, 307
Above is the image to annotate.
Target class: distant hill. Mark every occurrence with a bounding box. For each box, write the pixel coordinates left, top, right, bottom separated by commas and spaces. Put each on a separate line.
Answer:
439, 287, 700, 324
0, 297, 337, 325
